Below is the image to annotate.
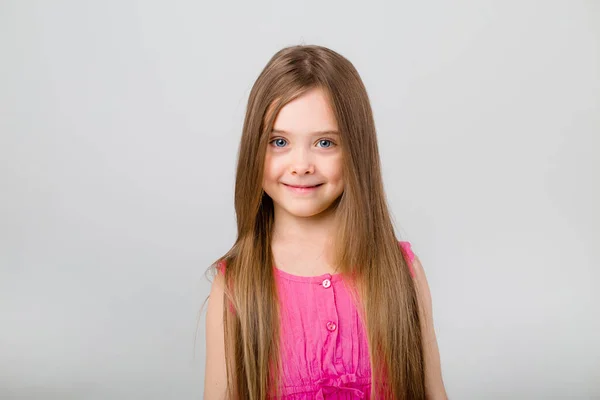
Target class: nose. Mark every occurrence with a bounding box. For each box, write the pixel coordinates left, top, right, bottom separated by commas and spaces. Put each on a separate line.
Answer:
290, 147, 315, 175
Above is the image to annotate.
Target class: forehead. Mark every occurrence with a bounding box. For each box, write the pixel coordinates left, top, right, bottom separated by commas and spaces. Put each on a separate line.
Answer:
272, 88, 338, 135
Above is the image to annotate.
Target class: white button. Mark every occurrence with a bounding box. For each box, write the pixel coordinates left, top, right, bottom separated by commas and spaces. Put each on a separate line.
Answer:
322, 279, 331, 288
326, 321, 337, 331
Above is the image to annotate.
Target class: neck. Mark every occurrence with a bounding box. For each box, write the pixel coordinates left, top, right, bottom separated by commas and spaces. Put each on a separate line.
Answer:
271, 205, 338, 247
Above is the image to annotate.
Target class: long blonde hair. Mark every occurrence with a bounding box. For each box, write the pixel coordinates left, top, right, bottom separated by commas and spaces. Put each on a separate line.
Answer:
209, 44, 424, 399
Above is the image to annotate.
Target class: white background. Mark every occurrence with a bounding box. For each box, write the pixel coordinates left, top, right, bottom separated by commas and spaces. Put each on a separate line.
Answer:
1, 1, 598, 398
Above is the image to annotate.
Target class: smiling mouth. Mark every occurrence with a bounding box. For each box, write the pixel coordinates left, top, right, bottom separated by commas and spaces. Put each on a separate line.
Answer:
283, 183, 324, 188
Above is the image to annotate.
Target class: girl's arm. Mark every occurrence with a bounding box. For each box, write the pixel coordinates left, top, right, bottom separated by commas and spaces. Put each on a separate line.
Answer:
412, 254, 448, 400
204, 271, 228, 399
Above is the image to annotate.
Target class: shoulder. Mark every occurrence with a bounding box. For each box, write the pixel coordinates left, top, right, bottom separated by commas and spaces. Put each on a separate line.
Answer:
411, 253, 432, 306
398, 241, 431, 303
208, 262, 227, 309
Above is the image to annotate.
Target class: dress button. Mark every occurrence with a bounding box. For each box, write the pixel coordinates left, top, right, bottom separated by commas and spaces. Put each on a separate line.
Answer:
326, 321, 337, 331
322, 279, 331, 288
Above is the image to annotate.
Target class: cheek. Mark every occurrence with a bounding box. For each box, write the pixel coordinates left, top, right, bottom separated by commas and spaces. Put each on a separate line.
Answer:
263, 155, 282, 182
324, 156, 344, 182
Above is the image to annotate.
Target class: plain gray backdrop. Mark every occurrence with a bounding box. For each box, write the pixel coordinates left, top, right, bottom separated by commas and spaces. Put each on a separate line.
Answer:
1, 1, 598, 399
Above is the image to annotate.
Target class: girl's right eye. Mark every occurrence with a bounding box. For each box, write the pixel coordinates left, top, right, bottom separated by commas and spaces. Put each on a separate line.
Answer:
270, 138, 287, 148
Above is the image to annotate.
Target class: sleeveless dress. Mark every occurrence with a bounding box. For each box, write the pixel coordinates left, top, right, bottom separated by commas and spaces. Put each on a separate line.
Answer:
217, 241, 416, 399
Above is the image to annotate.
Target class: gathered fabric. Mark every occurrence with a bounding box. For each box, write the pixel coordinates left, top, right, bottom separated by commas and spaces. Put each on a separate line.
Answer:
315, 373, 366, 399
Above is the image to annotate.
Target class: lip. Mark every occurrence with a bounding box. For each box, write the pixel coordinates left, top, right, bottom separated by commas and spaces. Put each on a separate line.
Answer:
283, 183, 323, 194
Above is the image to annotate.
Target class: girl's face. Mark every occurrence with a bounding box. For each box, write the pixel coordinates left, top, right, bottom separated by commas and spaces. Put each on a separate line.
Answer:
263, 87, 345, 219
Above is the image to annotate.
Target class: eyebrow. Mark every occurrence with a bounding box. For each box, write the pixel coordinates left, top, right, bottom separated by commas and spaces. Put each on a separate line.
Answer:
271, 129, 340, 136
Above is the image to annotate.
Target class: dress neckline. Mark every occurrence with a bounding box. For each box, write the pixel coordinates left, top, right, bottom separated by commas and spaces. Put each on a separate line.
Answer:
272, 265, 344, 283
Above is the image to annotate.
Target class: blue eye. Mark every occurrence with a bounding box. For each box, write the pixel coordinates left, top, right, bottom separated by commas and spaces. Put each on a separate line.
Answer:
271, 138, 287, 147
318, 139, 334, 148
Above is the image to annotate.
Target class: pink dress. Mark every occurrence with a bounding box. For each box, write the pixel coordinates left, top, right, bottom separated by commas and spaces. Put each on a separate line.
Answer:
217, 241, 416, 399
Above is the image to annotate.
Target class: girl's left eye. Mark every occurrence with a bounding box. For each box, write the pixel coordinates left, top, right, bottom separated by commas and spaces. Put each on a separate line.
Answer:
317, 139, 335, 148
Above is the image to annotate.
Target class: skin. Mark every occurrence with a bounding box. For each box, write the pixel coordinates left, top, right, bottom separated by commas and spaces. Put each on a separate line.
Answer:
204, 87, 447, 399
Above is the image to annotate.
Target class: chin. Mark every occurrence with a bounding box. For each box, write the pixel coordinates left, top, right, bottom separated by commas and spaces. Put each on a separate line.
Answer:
281, 206, 322, 218
277, 201, 338, 219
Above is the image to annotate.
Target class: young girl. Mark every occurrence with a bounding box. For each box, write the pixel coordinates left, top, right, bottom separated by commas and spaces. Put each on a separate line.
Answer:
204, 44, 447, 399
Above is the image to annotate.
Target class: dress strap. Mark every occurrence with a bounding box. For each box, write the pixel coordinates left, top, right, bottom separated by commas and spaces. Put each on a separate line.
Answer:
216, 260, 226, 275
214, 260, 236, 314
398, 241, 416, 278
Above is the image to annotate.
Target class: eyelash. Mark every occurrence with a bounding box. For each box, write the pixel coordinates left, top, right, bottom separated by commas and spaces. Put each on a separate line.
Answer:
269, 138, 337, 148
